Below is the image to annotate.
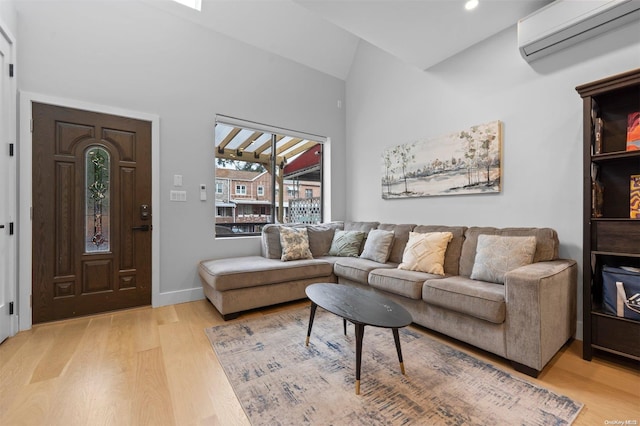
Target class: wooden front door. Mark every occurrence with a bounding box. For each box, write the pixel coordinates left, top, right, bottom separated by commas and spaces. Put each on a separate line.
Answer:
32, 103, 152, 323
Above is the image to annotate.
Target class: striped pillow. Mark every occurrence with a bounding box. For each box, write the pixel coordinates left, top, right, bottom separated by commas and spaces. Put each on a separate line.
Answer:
328, 230, 365, 257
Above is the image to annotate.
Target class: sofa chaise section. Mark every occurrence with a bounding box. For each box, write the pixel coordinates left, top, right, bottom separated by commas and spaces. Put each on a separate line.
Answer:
199, 256, 335, 320
199, 222, 345, 319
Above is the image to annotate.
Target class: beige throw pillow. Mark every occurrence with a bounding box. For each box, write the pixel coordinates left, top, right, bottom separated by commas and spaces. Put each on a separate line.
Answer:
360, 229, 395, 263
398, 232, 453, 275
279, 227, 313, 261
470, 235, 537, 284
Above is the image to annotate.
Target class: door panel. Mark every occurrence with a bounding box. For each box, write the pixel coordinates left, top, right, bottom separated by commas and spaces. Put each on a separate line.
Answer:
32, 103, 151, 323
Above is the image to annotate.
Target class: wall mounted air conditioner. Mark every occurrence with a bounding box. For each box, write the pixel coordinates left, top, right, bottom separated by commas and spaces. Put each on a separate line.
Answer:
518, 0, 640, 62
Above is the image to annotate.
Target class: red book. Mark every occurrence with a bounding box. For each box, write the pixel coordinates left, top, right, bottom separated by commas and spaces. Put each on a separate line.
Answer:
627, 112, 640, 151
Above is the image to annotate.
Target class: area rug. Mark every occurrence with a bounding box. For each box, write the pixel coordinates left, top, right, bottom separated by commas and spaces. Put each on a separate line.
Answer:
205, 307, 583, 425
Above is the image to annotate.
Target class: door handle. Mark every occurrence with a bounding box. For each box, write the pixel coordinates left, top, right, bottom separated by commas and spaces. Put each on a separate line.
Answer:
0, 225, 4, 229
132, 225, 151, 232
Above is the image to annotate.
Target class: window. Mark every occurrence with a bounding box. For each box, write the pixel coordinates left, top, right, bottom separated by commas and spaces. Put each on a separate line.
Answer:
216, 181, 223, 194
235, 184, 246, 195
237, 205, 252, 216
214, 116, 326, 237
85, 147, 110, 252
305, 189, 313, 198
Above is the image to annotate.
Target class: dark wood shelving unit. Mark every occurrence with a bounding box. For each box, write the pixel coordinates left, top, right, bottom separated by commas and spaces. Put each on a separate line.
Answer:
592, 150, 640, 162
576, 68, 640, 362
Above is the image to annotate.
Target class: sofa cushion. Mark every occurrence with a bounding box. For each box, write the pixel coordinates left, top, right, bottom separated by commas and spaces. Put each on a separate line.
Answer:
470, 235, 536, 284
459, 227, 559, 277
199, 256, 333, 291
369, 268, 440, 300
413, 225, 467, 275
314, 255, 344, 265
344, 221, 380, 232
423, 276, 506, 324
307, 222, 344, 257
398, 232, 453, 275
261, 222, 344, 259
261, 224, 301, 259
334, 257, 395, 284
279, 227, 313, 261
360, 229, 395, 263
377, 223, 416, 264
328, 230, 366, 257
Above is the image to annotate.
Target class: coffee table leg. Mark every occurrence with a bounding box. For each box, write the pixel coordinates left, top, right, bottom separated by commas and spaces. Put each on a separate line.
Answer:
355, 323, 365, 395
306, 303, 318, 346
392, 328, 405, 375
343, 318, 347, 336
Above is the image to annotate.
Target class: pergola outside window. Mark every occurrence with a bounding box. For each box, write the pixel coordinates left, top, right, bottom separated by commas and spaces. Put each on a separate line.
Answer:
214, 116, 325, 236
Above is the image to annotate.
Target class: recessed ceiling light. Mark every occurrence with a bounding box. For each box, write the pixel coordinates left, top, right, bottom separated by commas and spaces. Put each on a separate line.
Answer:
465, 0, 479, 11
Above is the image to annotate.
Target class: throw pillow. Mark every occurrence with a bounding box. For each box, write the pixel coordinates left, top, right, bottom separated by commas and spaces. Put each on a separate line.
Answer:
398, 232, 453, 275
279, 227, 313, 261
327, 230, 366, 257
470, 235, 537, 284
360, 229, 395, 263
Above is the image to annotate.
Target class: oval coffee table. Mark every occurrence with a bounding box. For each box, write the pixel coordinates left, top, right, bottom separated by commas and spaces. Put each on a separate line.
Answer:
305, 283, 413, 395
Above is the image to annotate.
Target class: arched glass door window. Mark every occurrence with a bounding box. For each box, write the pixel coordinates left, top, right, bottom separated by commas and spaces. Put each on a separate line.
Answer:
85, 146, 110, 252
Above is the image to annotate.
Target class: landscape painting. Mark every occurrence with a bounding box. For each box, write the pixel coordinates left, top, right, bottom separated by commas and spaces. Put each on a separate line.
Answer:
381, 120, 502, 199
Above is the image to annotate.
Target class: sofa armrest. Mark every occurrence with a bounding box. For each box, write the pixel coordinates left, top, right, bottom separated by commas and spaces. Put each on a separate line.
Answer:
504, 259, 578, 373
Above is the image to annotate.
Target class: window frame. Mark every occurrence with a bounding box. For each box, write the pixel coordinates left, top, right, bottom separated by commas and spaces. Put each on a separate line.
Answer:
235, 184, 247, 195
214, 115, 328, 238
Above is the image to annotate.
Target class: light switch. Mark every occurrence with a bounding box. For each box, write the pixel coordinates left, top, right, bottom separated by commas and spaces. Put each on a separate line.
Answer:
200, 184, 207, 201
173, 174, 183, 187
170, 190, 187, 202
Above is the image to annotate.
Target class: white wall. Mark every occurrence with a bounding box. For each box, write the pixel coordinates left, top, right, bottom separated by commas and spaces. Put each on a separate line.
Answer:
0, 0, 17, 35
16, 1, 346, 305
345, 20, 640, 339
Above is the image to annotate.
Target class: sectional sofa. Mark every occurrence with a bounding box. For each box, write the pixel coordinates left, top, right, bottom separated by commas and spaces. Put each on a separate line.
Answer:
198, 221, 577, 377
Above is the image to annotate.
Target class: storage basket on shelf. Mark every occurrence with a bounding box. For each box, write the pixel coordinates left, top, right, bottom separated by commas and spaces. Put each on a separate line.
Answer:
602, 265, 640, 321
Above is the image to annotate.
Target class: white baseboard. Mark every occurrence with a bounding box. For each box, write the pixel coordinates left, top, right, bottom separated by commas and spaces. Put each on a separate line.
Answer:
155, 287, 205, 307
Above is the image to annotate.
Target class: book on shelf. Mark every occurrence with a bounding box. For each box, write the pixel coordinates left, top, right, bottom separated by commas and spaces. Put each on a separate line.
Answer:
591, 102, 599, 155
594, 118, 603, 155
592, 163, 604, 218
628, 112, 640, 151
631, 174, 640, 219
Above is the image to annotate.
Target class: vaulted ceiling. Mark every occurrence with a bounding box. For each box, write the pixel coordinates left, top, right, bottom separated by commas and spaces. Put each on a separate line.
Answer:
143, 0, 551, 80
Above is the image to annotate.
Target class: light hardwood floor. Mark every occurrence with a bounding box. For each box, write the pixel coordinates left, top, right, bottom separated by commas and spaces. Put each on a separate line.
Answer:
1, 299, 638, 425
